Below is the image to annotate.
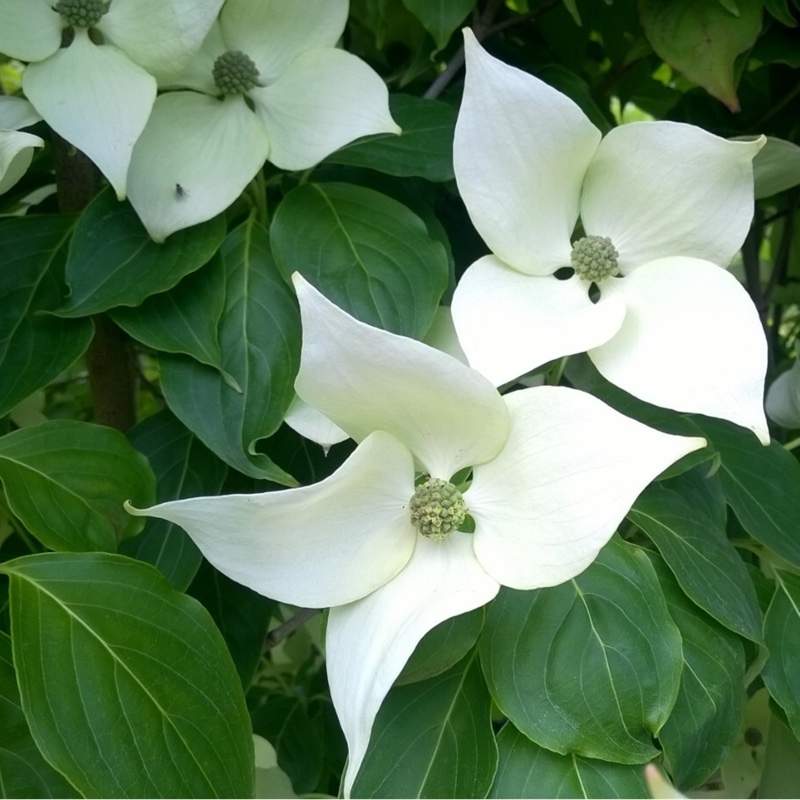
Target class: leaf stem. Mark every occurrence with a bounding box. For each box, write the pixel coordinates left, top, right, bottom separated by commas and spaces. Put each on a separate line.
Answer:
423, 0, 560, 100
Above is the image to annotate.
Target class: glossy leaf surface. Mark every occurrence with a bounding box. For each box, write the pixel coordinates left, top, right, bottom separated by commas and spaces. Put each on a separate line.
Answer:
481, 538, 682, 763
0, 421, 155, 552
2, 552, 255, 799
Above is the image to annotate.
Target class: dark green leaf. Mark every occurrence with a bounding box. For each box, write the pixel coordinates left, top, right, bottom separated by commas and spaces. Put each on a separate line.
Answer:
111, 253, 231, 383
538, 65, 613, 134
762, 571, 800, 740
650, 556, 746, 790
189, 560, 275, 690
250, 694, 325, 795
662, 465, 727, 531
0, 631, 80, 798
0, 420, 155, 552
271, 183, 449, 338
629, 484, 762, 642
397, 606, 484, 685
121, 410, 228, 590
489, 723, 649, 799
352, 650, 497, 798
401, 0, 474, 49
0, 214, 92, 418
694, 417, 800, 568
764, 0, 797, 26
1, 552, 255, 798
639, 0, 763, 111
327, 95, 456, 181
481, 537, 682, 763
161, 217, 299, 486
56, 188, 226, 316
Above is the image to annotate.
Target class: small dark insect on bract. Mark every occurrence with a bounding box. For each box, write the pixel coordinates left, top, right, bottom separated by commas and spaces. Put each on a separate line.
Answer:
175, 183, 188, 199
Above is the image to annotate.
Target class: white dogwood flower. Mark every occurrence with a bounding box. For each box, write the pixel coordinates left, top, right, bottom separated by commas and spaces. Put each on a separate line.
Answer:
127, 274, 705, 795
766, 354, 800, 429
0, 97, 44, 194
126, 0, 400, 241
0, 0, 223, 198
451, 30, 769, 444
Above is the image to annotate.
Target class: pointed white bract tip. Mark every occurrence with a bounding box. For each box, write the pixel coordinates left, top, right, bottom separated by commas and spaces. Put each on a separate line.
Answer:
290, 271, 306, 291
644, 764, 686, 799
123, 500, 144, 516
688, 436, 708, 454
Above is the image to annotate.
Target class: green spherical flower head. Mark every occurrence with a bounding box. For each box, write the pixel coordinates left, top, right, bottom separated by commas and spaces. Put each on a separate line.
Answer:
570, 235, 620, 283
55, 0, 110, 28
213, 51, 260, 95
409, 478, 467, 541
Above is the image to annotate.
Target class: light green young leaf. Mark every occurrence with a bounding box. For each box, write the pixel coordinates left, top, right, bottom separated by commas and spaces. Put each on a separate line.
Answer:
639, 0, 762, 111
481, 537, 683, 764
0, 420, 155, 552
1, 552, 255, 799
489, 723, 649, 798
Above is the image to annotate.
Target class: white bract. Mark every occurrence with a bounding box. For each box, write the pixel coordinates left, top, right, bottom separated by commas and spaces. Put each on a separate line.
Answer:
128, 274, 705, 795
126, 0, 400, 241
0, 97, 44, 195
0, 0, 223, 199
766, 354, 800, 429
451, 30, 770, 445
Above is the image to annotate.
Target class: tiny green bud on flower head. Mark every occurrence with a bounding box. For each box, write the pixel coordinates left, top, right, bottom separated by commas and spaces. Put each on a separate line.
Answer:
213, 51, 260, 95
409, 478, 467, 540
54, 0, 109, 28
570, 235, 619, 283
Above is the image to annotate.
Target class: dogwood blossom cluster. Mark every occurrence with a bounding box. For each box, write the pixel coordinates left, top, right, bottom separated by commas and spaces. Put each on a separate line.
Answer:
0, 0, 398, 238
5, 7, 763, 792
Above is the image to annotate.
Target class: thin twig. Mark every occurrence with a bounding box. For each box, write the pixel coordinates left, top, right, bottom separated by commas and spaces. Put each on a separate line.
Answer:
264, 607, 321, 649
424, 0, 558, 100
741, 210, 767, 327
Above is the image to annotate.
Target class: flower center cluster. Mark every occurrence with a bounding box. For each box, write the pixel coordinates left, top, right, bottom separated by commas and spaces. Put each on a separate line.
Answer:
55, 0, 109, 28
213, 51, 260, 95
570, 235, 619, 283
409, 478, 467, 540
